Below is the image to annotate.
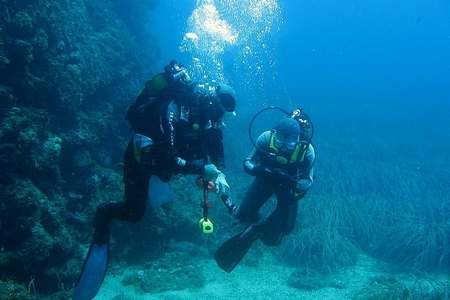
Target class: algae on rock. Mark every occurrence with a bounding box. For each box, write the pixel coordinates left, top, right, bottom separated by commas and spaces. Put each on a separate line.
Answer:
0, 0, 159, 295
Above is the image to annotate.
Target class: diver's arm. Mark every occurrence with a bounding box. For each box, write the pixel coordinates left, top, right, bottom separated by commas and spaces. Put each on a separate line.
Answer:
243, 148, 260, 175
243, 131, 271, 176
177, 159, 205, 174
295, 144, 315, 195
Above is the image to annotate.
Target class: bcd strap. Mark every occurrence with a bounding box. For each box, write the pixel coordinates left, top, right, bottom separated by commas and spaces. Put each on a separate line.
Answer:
268, 132, 308, 164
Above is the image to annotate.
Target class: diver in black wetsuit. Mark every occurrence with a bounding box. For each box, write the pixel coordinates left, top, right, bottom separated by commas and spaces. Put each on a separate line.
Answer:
215, 112, 315, 273
74, 61, 237, 300
93, 62, 236, 245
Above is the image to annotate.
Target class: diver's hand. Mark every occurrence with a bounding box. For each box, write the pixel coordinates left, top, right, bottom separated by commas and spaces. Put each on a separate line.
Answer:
203, 164, 220, 180
215, 172, 230, 195
175, 157, 187, 168
203, 164, 230, 194
295, 179, 312, 197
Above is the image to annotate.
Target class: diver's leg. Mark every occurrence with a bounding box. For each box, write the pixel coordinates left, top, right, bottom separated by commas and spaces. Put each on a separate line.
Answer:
215, 177, 273, 273
235, 176, 274, 224
258, 185, 298, 246
92, 141, 149, 244
75, 142, 146, 300
121, 140, 149, 222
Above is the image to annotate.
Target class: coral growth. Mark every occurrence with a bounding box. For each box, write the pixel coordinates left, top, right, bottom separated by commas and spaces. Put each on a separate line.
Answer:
0, 280, 30, 300
0, 0, 158, 295
0, 178, 78, 293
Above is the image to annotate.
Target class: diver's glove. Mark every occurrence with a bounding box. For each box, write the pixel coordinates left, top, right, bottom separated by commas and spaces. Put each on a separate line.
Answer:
215, 172, 230, 195
294, 179, 312, 199
203, 164, 230, 195
175, 157, 187, 168
204, 163, 220, 180
243, 159, 260, 176
290, 179, 312, 201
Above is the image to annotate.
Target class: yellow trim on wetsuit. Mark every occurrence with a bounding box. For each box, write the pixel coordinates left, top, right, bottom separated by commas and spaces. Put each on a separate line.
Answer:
268, 132, 307, 164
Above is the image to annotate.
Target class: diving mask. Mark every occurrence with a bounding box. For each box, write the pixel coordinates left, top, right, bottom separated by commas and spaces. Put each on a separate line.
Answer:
274, 132, 299, 152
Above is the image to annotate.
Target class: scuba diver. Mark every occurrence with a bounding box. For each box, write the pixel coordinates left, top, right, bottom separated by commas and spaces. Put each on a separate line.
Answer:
74, 60, 237, 300
215, 108, 315, 273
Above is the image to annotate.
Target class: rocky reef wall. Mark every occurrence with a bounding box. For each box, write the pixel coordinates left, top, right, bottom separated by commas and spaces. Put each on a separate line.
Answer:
0, 0, 158, 296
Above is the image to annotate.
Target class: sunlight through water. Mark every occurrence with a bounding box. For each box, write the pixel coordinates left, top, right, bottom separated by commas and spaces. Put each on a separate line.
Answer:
180, 0, 281, 85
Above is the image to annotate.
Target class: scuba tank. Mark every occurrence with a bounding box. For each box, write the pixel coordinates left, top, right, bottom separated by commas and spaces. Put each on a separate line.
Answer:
290, 108, 314, 143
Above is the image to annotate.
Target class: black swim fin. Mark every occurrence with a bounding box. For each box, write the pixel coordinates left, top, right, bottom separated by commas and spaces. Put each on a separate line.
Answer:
214, 225, 258, 273
73, 241, 109, 300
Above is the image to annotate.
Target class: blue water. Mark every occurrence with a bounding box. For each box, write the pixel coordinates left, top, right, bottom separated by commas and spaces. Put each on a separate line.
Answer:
148, 0, 450, 171
151, 1, 450, 103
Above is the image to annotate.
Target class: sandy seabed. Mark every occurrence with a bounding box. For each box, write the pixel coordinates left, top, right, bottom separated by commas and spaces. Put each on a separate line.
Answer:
95, 253, 415, 300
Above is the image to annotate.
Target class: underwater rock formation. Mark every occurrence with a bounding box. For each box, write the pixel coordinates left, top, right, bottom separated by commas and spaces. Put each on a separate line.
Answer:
0, 0, 159, 295
0, 280, 31, 300
0, 177, 78, 293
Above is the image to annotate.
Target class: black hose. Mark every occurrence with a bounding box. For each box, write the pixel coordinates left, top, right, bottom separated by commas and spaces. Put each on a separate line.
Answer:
248, 106, 290, 150
202, 179, 209, 219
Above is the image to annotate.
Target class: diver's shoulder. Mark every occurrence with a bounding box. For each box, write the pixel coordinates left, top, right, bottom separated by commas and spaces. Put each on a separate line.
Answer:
256, 131, 272, 145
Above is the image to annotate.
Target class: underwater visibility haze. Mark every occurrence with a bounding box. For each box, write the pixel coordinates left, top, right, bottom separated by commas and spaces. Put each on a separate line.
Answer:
0, 0, 450, 299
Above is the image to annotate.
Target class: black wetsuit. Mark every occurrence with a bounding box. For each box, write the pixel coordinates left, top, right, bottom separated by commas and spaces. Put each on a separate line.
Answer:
236, 131, 315, 246
93, 91, 225, 245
